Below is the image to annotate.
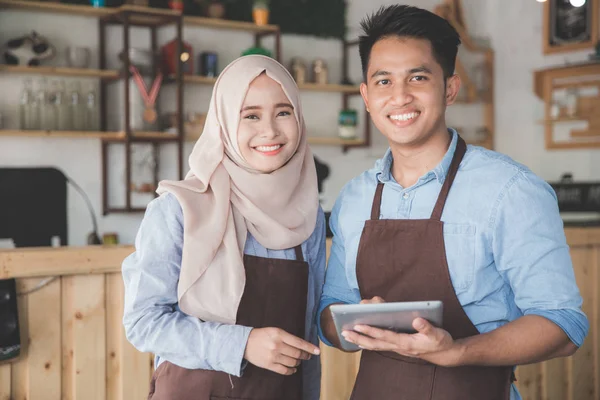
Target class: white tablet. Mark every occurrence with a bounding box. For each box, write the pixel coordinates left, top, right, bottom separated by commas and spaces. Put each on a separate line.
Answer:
329, 300, 443, 351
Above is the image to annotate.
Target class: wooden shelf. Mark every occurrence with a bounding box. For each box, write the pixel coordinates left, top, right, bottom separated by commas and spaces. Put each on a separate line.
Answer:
0, 1, 279, 32
0, 130, 199, 143
571, 130, 600, 138
538, 116, 590, 124
176, 76, 361, 94
298, 83, 361, 94
0, 130, 125, 139
184, 15, 278, 33
0, 130, 368, 146
0, 65, 120, 79
182, 75, 218, 85
104, 4, 181, 27
130, 131, 180, 141
534, 62, 600, 99
307, 137, 365, 146
0, 0, 112, 17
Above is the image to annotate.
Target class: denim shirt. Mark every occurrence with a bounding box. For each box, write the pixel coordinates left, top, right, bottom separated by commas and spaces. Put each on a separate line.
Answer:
122, 192, 327, 400
318, 129, 589, 400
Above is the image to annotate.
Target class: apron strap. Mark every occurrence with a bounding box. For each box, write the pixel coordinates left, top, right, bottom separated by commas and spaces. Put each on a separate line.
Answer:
370, 181, 385, 220
431, 136, 467, 221
294, 245, 305, 262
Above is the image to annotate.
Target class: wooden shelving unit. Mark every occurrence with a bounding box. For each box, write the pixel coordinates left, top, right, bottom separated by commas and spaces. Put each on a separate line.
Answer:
0, 0, 372, 212
0, 65, 119, 79
534, 62, 600, 149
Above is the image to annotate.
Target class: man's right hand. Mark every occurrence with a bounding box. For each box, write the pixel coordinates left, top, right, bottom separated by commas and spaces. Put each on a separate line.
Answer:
360, 296, 386, 305
243, 327, 320, 375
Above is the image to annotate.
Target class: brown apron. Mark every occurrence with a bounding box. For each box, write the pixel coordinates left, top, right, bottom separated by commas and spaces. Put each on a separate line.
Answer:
148, 246, 308, 400
350, 137, 514, 400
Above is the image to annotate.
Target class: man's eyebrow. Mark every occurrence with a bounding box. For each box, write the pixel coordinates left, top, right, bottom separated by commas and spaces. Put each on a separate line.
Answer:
408, 66, 433, 74
370, 70, 391, 79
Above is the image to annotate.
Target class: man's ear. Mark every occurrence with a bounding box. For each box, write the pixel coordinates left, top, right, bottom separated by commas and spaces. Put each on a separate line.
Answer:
360, 82, 370, 113
445, 74, 461, 105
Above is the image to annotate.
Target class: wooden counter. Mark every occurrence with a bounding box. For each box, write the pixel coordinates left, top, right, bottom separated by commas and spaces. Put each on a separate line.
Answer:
0, 245, 141, 400
0, 227, 599, 399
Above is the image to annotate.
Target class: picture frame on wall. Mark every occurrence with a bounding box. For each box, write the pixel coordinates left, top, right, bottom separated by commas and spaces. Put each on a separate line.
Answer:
543, 0, 599, 54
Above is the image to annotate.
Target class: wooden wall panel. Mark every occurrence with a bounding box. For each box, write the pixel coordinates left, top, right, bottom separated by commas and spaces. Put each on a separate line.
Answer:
0, 363, 10, 400
62, 276, 75, 400
72, 275, 106, 400
106, 273, 123, 400
570, 248, 595, 400
27, 277, 62, 400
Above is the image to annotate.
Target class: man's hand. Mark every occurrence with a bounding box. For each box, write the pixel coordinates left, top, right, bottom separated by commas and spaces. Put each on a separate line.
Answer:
360, 296, 386, 305
344, 299, 578, 367
343, 300, 465, 367
244, 327, 320, 375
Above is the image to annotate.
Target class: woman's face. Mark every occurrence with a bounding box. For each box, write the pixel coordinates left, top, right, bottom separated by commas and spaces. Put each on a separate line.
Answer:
237, 73, 300, 173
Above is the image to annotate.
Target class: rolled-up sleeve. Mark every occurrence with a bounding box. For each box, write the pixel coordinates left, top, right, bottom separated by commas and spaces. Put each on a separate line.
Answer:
491, 171, 589, 347
122, 193, 252, 376
317, 194, 362, 346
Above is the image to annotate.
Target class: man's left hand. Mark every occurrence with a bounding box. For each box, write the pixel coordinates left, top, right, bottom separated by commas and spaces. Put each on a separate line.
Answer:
341, 317, 465, 367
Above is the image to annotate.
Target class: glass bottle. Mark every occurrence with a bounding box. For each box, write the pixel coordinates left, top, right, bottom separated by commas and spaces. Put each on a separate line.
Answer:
85, 83, 99, 131
19, 79, 37, 130
53, 80, 70, 131
37, 78, 54, 130
69, 81, 85, 131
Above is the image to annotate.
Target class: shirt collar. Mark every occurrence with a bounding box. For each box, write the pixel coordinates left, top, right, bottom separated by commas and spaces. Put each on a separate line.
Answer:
376, 128, 459, 185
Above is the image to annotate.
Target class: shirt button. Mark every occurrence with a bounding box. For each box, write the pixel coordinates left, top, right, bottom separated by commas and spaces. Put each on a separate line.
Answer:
403, 193, 409, 199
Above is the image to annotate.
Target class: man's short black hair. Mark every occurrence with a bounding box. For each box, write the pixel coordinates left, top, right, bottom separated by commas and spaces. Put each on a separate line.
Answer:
359, 5, 461, 82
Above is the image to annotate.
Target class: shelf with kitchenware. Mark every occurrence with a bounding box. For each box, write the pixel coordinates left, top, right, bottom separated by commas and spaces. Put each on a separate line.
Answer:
534, 62, 600, 149
0, 0, 371, 215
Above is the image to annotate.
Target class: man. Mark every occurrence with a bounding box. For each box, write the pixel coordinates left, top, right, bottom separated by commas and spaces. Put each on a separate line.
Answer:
318, 5, 588, 400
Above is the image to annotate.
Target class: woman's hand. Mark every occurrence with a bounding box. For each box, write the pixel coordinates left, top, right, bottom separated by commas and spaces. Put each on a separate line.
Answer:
244, 327, 320, 375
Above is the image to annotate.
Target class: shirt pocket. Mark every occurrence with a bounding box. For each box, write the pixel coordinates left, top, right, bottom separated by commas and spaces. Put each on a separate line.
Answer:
442, 223, 476, 293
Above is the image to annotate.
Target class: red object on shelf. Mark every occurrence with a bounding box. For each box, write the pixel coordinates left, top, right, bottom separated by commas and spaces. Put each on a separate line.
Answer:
168, 0, 184, 12
161, 39, 193, 76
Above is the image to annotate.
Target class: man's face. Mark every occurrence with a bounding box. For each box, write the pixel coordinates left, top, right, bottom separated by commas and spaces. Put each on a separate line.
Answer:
360, 36, 460, 148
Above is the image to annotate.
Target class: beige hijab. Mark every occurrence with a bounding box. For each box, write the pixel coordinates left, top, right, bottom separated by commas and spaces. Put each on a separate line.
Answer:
157, 55, 319, 325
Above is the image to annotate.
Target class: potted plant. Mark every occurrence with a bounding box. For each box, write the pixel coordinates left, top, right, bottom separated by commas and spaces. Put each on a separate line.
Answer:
252, 0, 269, 26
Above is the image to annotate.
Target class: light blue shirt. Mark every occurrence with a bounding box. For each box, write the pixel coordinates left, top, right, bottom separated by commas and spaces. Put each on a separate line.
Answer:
122, 192, 327, 400
318, 129, 589, 400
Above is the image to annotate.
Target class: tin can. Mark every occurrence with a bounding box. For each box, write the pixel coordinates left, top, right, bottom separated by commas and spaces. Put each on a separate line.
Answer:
199, 52, 218, 77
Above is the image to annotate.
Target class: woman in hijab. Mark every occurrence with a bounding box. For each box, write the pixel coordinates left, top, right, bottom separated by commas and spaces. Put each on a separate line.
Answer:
122, 55, 326, 400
